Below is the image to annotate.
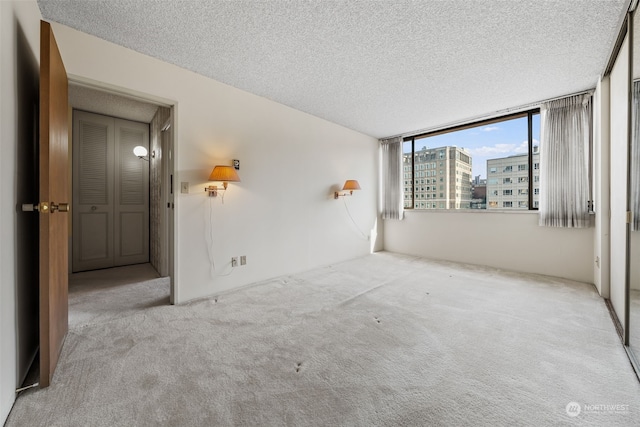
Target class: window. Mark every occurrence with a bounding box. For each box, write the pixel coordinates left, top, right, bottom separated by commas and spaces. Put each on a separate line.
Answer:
402, 110, 540, 210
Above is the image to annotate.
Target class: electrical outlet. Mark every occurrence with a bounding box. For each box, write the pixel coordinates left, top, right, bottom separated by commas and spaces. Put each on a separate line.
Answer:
240, 255, 246, 266
231, 257, 238, 267
181, 182, 189, 194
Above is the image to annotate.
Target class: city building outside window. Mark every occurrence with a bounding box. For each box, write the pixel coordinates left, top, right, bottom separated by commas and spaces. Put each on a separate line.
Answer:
402, 110, 540, 210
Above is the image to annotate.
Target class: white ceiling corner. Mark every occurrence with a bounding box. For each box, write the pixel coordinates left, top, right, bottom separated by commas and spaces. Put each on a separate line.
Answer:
40, 0, 629, 138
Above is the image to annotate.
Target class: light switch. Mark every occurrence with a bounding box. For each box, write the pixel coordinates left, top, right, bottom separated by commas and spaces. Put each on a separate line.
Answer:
181, 182, 189, 194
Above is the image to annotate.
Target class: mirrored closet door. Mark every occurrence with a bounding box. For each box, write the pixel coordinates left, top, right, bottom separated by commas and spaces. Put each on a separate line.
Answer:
628, 9, 640, 371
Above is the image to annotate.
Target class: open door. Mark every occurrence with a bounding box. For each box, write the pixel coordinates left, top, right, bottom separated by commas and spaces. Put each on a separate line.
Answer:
39, 20, 69, 388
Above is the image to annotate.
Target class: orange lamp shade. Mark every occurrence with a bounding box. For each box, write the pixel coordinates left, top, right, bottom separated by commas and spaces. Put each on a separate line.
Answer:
208, 165, 240, 190
209, 165, 240, 181
342, 180, 361, 191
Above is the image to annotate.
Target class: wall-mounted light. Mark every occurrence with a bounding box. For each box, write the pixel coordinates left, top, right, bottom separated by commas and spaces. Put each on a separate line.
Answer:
206, 165, 241, 197
133, 145, 155, 161
334, 180, 361, 199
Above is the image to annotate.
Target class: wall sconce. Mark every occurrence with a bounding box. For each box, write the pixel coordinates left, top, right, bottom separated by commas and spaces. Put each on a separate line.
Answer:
133, 145, 155, 161
206, 165, 241, 197
334, 180, 361, 199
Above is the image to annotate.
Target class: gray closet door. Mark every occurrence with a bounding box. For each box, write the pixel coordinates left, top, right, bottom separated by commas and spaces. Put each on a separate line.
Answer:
114, 119, 150, 266
73, 111, 114, 272
72, 111, 149, 272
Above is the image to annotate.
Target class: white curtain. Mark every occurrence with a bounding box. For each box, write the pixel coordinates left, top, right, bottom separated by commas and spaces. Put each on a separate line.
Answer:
538, 94, 591, 228
632, 81, 640, 231
381, 137, 404, 220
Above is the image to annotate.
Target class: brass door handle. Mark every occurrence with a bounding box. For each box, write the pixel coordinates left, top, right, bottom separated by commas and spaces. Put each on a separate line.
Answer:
21, 202, 49, 212
50, 202, 70, 213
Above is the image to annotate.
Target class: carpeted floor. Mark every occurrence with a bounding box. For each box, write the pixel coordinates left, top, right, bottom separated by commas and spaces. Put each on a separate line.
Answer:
6, 253, 640, 426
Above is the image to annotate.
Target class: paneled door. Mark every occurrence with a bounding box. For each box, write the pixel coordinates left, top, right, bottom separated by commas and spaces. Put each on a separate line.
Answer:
39, 20, 69, 388
72, 111, 149, 272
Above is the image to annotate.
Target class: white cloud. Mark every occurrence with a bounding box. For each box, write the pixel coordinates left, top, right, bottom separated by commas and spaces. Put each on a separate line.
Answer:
467, 143, 517, 156
482, 126, 500, 132
514, 140, 528, 153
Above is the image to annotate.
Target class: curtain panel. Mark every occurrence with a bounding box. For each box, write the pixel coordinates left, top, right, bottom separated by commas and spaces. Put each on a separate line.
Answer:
380, 137, 404, 220
538, 94, 591, 228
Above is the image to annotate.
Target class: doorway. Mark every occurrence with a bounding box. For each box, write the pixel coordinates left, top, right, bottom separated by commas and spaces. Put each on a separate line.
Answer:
72, 110, 150, 272
68, 82, 175, 300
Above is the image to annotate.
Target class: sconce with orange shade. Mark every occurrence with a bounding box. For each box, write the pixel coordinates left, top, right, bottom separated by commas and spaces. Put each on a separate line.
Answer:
205, 165, 241, 197
334, 180, 361, 199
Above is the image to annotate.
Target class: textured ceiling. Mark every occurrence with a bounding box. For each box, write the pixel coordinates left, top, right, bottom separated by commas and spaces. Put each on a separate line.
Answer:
39, 0, 628, 138
69, 83, 159, 123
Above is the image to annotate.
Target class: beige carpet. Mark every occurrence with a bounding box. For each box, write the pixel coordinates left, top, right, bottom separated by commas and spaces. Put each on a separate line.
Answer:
6, 253, 640, 426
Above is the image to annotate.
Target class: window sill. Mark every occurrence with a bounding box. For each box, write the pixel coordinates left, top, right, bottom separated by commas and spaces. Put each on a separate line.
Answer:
403, 209, 539, 214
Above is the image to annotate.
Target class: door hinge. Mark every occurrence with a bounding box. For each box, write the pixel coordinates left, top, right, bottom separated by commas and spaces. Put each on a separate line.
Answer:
627, 211, 633, 224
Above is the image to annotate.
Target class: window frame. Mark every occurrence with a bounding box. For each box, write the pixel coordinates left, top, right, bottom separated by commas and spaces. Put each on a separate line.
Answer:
402, 109, 540, 211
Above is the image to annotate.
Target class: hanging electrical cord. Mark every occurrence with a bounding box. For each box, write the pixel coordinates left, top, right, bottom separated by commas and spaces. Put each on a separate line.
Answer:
207, 197, 233, 278
342, 197, 368, 240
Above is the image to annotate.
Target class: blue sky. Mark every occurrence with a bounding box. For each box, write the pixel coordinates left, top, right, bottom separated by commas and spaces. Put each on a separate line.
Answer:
405, 114, 540, 179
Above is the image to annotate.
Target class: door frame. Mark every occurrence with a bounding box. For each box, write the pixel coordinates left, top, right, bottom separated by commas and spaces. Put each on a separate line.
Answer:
67, 77, 176, 302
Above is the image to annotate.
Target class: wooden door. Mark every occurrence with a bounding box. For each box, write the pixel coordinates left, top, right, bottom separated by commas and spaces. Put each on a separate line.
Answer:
39, 20, 69, 388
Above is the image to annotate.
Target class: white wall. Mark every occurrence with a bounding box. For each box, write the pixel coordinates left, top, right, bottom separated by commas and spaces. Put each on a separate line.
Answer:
0, 1, 43, 422
49, 22, 381, 303
594, 77, 611, 297
384, 211, 594, 283
610, 34, 630, 327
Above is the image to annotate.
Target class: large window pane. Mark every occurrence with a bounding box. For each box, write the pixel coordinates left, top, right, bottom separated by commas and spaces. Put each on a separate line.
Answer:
403, 111, 540, 210
402, 140, 413, 209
